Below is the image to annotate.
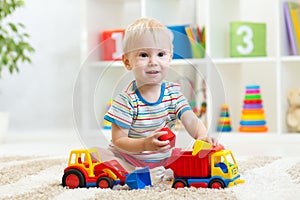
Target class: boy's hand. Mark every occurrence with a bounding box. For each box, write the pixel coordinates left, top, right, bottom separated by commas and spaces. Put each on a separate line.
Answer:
143, 130, 171, 152
198, 136, 219, 146
209, 137, 219, 146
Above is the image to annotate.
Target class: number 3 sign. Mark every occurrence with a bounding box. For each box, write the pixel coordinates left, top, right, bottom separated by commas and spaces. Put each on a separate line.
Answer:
230, 22, 266, 57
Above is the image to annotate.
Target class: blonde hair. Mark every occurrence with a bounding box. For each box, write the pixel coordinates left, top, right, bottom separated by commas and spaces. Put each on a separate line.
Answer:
122, 18, 173, 54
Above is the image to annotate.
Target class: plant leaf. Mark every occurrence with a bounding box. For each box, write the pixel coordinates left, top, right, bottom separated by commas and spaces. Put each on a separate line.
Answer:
8, 22, 18, 32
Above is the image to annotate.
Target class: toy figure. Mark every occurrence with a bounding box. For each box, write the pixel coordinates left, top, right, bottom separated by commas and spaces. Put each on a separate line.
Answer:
286, 88, 300, 132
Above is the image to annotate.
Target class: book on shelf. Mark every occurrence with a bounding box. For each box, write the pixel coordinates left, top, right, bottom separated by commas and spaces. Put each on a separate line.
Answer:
291, 7, 300, 53
283, 1, 300, 55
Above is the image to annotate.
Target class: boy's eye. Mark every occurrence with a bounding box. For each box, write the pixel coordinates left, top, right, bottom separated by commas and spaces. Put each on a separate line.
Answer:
139, 52, 148, 57
158, 52, 165, 57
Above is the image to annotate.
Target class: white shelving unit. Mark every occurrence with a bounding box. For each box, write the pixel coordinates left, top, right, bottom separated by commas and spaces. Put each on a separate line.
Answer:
78, 0, 300, 137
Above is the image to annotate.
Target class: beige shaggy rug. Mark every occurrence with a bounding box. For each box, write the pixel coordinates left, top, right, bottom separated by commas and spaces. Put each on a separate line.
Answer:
0, 156, 299, 200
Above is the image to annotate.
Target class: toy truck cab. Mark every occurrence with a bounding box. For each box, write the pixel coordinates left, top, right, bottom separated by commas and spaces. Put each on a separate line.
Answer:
67, 149, 101, 177
62, 148, 128, 189
210, 149, 243, 188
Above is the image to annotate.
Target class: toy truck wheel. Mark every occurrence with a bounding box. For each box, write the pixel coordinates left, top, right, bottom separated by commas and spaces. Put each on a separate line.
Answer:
172, 179, 188, 189
209, 179, 225, 189
97, 177, 114, 189
62, 169, 85, 189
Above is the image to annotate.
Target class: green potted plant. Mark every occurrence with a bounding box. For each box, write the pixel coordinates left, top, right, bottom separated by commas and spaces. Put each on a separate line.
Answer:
0, 0, 35, 142
0, 0, 35, 77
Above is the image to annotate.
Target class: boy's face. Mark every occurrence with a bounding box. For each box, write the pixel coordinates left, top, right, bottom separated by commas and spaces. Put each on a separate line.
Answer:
122, 48, 172, 86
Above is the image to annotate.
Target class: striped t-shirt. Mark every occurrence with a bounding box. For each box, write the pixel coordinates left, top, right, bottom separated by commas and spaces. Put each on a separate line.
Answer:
104, 80, 191, 162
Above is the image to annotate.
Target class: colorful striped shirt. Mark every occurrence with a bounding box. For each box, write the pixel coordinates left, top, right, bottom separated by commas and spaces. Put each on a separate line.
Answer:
104, 80, 191, 162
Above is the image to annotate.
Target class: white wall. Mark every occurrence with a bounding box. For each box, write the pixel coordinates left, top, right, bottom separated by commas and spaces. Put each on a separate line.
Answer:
0, 0, 81, 131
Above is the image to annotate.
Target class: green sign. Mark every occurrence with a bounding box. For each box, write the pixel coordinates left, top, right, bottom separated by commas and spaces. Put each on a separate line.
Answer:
230, 22, 266, 57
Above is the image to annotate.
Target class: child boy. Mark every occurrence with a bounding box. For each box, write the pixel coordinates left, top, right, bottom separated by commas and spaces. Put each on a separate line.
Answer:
103, 18, 216, 180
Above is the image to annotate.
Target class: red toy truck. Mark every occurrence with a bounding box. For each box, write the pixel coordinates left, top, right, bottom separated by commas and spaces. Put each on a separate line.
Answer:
166, 140, 244, 189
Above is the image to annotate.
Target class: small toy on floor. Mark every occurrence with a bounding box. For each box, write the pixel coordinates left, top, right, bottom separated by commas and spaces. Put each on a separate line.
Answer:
239, 85, 268, 132
165, 140, 245, 189
61, 148, 151, 190
217, 104, 232, 132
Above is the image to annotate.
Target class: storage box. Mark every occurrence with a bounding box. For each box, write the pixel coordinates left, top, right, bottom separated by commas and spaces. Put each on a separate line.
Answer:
167, 25, 192, 59
230, 22, 266, 57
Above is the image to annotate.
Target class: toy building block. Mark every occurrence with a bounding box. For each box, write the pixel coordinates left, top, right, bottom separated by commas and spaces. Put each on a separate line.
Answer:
103, 99, 113, 130
239, 85, 268, 132
199, 102, 207, 117
230, 22, 266, 57
101, 29, 124, 61
102, 120, 112, 130
125, 167, 152, 189
158, 127, 176, 148
217, 104, 232, 132
192, 140, 213, 155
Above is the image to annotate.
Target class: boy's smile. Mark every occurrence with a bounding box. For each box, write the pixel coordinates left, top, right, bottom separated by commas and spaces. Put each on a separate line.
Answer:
146, 70, 160, 74
122, 48, 172, 87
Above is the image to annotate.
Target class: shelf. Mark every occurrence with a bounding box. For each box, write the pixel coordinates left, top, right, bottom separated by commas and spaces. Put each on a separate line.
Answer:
171, 59, 208, 66
213, 57, 277, 65
281, 56, 300, 62
80, 0, 300, 136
